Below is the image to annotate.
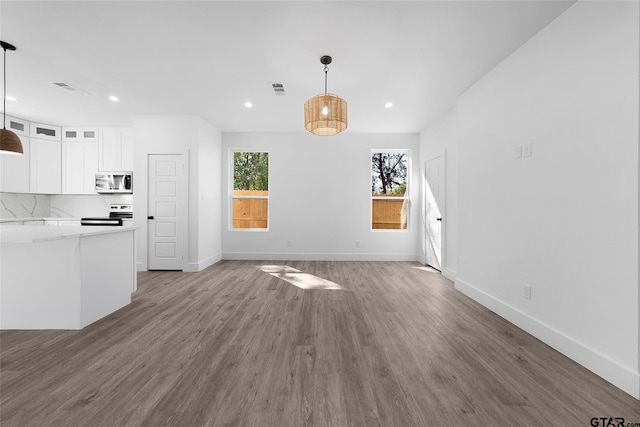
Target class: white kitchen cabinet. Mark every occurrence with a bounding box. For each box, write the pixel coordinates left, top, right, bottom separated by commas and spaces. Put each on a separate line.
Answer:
4, 115, 30, 137
30, 122, 61, 141
0, 135, 30, 193
62, 127, 99, 142
62, 142, 98, 194
1, 227, 135, 329
84, 143, 99, 192
30, 138, 61, 194
99, 128, 133, 171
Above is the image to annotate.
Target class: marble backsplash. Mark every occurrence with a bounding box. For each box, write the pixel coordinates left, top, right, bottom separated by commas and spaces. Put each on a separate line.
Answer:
1, 193, 133, 218
0, 193, 50, 218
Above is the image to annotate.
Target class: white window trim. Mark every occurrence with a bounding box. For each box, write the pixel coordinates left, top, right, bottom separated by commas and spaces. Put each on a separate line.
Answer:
229, 149, 270, 232
370, 149, 410, 232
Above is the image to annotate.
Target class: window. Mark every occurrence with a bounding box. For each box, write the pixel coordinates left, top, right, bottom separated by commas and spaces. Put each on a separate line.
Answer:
371, 150, 409, 230
231, 151, 269, 230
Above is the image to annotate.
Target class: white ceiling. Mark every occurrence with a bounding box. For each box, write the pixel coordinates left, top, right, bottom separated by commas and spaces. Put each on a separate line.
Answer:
0, 0, 575, 133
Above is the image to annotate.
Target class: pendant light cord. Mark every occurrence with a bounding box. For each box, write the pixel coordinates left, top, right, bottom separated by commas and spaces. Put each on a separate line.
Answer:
2, 46, 6, 129
324, 64, 328, 95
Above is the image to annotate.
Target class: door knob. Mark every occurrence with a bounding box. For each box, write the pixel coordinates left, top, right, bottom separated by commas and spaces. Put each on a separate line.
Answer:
436, 218, 442, 221
147, 216, 154, 220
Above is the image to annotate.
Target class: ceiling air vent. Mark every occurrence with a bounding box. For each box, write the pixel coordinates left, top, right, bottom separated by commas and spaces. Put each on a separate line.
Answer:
271, 83, 285, 96
53, 81, 90, 96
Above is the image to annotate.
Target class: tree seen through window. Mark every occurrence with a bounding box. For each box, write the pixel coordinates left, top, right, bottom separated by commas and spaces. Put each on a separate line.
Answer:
232, 151, 269, 229
371, 151, 408, 230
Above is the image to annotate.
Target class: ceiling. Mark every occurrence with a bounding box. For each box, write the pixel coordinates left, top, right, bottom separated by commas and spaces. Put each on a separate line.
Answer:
0, 0, 575, 133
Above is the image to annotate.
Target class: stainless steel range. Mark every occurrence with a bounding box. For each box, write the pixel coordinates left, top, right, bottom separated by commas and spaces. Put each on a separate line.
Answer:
81, 204, 133, 226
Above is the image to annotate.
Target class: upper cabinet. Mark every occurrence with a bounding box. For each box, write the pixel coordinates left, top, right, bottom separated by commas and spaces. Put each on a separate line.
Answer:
0, 134, 30, 193
0, 116, 134, 196
62, 127, 100, 142
30, 138, 62, 194
1, 116, 30, 193
28, 122, 62, 194
30, 122, 61, 141
5, 115, 29, 137
62, 142, 98, 194
99, 128, 133, 171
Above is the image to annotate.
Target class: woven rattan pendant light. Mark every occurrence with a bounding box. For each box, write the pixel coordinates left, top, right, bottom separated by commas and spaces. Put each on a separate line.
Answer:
304, 56, 347, 136
0, 40, 22, 155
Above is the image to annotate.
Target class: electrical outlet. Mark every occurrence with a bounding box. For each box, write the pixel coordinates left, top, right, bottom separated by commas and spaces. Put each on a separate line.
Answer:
523, 143, 532, 157
287, 240, 292, 247
522, 284, 532, 300
514, 146, 522, 159
355, 240, 360, 248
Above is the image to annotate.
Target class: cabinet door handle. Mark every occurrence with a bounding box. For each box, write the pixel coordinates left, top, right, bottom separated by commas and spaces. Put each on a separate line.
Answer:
147, 216, 154, 220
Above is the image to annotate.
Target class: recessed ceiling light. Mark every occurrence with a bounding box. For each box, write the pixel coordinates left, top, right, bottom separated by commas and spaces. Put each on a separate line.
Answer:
385, 102, 393, 108
244, 101, 253, 108
5, 96, 16, 101
109, 95, 119, 102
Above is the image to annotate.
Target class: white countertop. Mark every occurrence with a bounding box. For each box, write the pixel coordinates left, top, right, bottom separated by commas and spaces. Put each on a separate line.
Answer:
0, 224, 136, 243
0, 217, 81, 223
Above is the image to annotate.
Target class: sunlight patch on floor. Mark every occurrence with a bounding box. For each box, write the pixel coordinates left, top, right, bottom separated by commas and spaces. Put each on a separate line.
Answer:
257, 265, 346, 290
411, 265, 441, 274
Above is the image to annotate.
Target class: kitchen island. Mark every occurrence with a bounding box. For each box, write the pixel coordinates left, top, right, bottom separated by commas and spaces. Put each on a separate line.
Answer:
0, 225, 136, 329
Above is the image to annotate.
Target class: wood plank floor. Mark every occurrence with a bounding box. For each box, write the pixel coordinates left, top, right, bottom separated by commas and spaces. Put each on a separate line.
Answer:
1, 260, 639, 426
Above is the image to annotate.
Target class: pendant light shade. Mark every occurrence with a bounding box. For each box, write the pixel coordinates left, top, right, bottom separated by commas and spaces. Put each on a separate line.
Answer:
1, 128, 23, 155
304, 93, 347, 136
1, 40, 22, 155
304, 56, 347, 136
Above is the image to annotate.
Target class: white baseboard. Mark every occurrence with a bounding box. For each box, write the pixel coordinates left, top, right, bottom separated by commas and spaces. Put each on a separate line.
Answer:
442, 267, 457, 283
222, 252, 418, 262
185, 253, 222, 272
138, 255, 222, 273
455, 278, 640, 400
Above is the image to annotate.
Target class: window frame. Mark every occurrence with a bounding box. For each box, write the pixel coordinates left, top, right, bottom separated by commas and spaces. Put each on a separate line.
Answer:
370, 149, 410, 232
229, 149, 270, 232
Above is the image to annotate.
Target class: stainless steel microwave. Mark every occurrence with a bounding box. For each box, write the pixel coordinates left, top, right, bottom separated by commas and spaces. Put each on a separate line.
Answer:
95, 172, 133, 194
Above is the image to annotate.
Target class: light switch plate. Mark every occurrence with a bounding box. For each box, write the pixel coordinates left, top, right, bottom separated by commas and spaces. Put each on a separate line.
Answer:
523, 143, 532, 157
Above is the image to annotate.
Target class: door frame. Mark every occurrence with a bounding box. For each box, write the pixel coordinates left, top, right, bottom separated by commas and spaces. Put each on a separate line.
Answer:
146, 153, 189, 271
423, 151, 445, 270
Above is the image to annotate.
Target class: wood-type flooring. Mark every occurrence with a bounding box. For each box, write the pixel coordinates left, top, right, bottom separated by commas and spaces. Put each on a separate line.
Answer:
1, 260, 639, 426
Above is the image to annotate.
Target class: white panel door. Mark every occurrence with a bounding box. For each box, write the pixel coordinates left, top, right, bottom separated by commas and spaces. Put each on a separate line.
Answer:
424, 155, 444, 270
148, 154, 185, 270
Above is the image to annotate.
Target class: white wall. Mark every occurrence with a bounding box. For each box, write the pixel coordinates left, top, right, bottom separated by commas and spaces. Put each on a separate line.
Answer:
133, 115, 222, 272
421, 1, 639, 398
221, 132, 419, 260
197, 120, 223, 269
419, 108, 458, 281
